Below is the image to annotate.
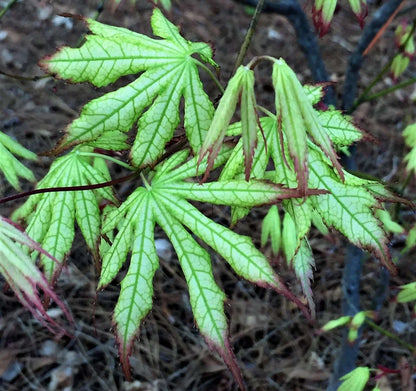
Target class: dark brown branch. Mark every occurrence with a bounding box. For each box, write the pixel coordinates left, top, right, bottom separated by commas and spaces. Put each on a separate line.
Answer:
0, 172, 139, 205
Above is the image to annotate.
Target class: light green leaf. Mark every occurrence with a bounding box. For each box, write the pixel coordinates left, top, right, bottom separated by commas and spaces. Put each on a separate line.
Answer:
131, 63, 185, 166
317, 110, 363, 148
41, 9, 216, 165
261, 205, 281, 255
283, 198, 312, 247
403, 123, 416, 147
13, 148, 116, 281
157, 179, 322, 207
311, 208, 329, 235
338, 367, 370, 391
156, 0, 172, 11
112, 193, 159, 375
198, 66, 246, 180
100, 188, 148, 286
97, 151, 310, 383
240, 67, 258, 180
218, 115, 393, 276
321, 316, 351, 332
292, 238, 315, 317
0, 131, 37, 190
375, 209, 404, 234
152, 199, 244, 388
308, 148, 395, 274
348, 311, 366, 343
273, 58, 344, 193
403, 123, 416, 175
313, 0, 337, 37
282, 212, 298, 261
405, 224, 416, 251
303, 83, 327, 105
397, 282, 416, 303
273, 59, 309, 193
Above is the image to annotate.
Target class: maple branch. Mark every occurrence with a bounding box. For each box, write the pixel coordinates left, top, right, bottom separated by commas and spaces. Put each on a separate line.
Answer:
0, 172, 139, 205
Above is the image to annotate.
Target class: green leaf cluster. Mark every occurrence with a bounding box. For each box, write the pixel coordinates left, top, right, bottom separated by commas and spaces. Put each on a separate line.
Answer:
0, 6, 405, 389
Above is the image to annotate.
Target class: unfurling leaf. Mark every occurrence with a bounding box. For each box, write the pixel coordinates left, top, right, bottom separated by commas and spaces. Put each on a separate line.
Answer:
312, 0, 337, 37
391, 54, 410, 81
348, 311, 366, 343
395, 20, 415, 57
273, 58, 343, 194
0, 130, 37, 190
198, 65, 258, 181
348, 0, 368, 28
41, 9, 216, 167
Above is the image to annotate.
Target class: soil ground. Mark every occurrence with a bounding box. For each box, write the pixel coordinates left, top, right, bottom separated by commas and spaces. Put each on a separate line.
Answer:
0, 0, 416, 390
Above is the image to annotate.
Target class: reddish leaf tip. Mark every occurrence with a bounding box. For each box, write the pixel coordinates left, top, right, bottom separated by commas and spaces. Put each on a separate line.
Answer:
205, 335, 246, 390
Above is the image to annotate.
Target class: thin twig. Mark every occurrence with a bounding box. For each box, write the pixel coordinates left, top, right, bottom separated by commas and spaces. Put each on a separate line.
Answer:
194, 59, 225, 93
362, 0, 406, 56
231, 0, 265, 75
0, 172, 139, 205
359, 75, 416, 103
0, 69, 50, 82
366, 319, 415, 353
0, 0, 18, 20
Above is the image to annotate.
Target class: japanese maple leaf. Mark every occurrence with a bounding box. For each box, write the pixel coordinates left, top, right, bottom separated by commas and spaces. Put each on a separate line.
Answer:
41, 8, 216, 168
97, 149, 325, 388
12, 147, 117, 281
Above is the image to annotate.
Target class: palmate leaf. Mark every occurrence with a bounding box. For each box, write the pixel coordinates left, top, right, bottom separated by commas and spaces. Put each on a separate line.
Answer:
307, 146, 394, 273
222, 113, 396, 305
41, 9, 215, 167
12, 148, 117, 281
0, 130, 37, 190
0, 216, 72, 333
98, 150, 321, 387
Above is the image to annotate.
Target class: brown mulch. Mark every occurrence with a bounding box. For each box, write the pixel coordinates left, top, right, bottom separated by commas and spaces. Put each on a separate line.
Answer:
1, 0, 416, 390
